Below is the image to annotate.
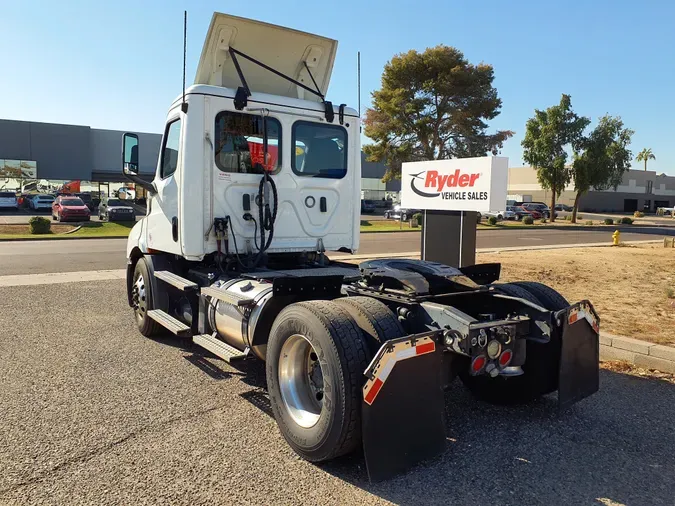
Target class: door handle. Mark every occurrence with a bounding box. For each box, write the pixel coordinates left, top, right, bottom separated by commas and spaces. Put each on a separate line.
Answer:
171, 217, 178, 242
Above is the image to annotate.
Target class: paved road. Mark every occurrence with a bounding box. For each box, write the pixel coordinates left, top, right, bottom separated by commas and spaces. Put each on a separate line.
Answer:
0, 277, 673, 505
1, 227, 672, 276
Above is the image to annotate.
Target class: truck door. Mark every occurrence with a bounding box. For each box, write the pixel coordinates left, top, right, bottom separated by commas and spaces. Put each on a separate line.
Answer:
146, 113, 182, 254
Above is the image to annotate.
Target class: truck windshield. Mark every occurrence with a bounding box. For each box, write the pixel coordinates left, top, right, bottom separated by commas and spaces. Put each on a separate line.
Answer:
214, 111, 281, 175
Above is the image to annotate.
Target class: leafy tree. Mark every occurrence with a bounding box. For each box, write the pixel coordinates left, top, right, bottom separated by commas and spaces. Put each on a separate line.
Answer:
521, 94, 589, 222
363, 45, 513, 181
635, 148, 655, 171
570, 116, 633, 223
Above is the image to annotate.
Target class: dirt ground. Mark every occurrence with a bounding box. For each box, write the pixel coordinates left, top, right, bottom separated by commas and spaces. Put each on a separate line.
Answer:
0, 224, 75, 234
478, 244, 675, 345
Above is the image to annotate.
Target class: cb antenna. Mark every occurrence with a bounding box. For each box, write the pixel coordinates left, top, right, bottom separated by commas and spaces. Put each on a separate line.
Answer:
357, 51, 361, 133
181, 10, 188, 113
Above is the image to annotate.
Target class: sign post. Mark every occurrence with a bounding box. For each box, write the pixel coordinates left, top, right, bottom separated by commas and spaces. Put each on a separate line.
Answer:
401, 156, 508, 268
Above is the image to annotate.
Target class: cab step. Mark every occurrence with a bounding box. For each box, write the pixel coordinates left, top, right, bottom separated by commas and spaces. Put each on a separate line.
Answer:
154, 270, 198, 291
201, 286, 255, 307
193, 333, 249, 363
147, 309, 192, 337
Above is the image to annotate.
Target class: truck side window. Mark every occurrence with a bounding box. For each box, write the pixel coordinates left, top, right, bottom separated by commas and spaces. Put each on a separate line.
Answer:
160, 119, 181, 179
292, 121, 347, 179
214, 111, 281, 174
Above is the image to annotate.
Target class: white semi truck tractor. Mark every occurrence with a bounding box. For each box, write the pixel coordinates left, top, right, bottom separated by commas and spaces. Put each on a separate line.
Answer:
122, 12, 600, 481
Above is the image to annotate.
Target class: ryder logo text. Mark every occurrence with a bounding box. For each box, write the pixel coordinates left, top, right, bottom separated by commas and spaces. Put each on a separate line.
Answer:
411, 169, 487, 201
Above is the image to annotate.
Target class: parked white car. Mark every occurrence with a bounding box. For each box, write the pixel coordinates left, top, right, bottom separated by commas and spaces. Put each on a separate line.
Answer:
485, 209, 516, 220
0, 191, 19, 211
29, 194, 55, 211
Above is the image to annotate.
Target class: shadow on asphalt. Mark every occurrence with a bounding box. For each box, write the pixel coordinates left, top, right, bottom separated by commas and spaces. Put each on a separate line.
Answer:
152, 331, 675, 504
317, 369, 674, 505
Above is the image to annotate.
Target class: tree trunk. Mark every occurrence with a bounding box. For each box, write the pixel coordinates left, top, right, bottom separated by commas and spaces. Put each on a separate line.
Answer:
571, 190, 582, 223
550, 184, 556, 222
644, 159, 647, 171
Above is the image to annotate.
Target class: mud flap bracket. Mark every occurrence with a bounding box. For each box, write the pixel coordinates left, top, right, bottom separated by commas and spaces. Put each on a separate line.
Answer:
557, 300, 600, 412
361, 331, 446, 482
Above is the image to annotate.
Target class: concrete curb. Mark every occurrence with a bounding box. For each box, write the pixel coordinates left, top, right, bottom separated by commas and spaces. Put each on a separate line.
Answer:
333, 239, 663, 260
600, 333, 675, 374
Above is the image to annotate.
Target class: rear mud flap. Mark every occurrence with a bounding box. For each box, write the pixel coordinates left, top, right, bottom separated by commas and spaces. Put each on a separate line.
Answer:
558, 301, 600, 412
361, 333, 446, 482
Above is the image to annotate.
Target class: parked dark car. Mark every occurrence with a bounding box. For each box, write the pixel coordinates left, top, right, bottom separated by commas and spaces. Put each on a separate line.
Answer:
360, 200, 376, 214
52, 196, 91, 222
521, 203, 551, 218
384, 205, 420, 221
506, 205, 530, 221
555, 203, 573, 212
75, 192, 96, 212
99, 198, 135, 221
517, 205, 542, 219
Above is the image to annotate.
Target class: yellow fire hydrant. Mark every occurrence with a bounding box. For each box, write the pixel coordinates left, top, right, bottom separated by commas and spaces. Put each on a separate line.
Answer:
612, 229, 621, 246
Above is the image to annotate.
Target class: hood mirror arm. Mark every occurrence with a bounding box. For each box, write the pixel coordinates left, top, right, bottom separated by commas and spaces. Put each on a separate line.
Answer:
227, 47, 334, 122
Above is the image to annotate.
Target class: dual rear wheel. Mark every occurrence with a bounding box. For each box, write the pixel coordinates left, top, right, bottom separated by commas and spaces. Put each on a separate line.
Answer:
266, 297, 401, 462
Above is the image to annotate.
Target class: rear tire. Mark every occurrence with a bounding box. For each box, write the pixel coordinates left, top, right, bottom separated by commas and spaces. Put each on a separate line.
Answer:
333, 296, 405, 354
131, 257, 163, 337
266, 301, 370, 462
459, 282, 563, 404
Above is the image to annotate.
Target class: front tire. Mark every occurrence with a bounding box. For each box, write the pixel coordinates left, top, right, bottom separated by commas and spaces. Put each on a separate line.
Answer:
131, 257, 163, 337
266, 301, 370, 462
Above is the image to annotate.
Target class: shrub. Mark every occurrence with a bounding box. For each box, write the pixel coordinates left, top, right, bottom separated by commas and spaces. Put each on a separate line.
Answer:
476, 213, 482, 224
577, 215, 583, 220
666, 287, 675, 299
413, 212, 423, 227
604, 218, 614, 225
541, 218, 547, 224
28, 216, 51, 235
563, 215, 571, 221
633, 211, 644, 218
523, 216, 534, 225
585, 220, 594, 226
487, 216, 498, 226
620, 217, 634, 225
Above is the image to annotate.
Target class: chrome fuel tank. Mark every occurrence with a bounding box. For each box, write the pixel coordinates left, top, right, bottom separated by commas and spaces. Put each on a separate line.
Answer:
207, 278, 274, 360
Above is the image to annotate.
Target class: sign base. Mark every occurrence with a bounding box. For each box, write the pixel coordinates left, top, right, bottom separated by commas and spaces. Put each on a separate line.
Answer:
421, 210, 477, 268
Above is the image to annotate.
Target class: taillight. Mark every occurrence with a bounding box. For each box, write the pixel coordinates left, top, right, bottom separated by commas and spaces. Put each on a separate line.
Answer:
499, 350, 513, 367
471, 355, 486, 374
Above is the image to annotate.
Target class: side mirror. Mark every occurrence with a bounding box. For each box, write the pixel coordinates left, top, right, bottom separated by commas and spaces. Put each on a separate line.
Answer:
122, 133, 140, 175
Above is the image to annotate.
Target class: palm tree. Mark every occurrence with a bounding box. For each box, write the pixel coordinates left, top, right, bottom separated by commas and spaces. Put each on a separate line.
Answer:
636, 148, 656, 171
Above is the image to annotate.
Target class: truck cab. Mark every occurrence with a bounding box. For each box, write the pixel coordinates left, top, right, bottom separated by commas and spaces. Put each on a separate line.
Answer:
124, 13, 360, 263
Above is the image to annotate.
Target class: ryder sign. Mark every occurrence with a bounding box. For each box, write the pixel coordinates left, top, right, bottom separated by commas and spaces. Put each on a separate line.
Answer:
400, 156, 508, 213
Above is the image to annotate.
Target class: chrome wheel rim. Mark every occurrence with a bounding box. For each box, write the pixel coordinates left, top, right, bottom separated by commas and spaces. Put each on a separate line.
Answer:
278, 334, 324, 428
132, 273, 147, 322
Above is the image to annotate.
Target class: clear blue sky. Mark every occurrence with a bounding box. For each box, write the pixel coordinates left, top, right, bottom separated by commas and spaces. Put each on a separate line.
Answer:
2, 0, 673, 174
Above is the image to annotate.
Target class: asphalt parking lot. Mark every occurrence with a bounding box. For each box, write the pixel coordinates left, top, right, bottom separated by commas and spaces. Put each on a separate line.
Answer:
1, 278, 674, 505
